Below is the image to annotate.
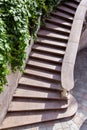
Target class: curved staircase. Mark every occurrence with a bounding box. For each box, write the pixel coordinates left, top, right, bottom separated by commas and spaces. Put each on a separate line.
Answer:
0, 0, 80, 129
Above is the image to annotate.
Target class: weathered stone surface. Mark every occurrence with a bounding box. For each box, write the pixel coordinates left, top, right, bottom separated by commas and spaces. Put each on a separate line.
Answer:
61, 0, 87, 91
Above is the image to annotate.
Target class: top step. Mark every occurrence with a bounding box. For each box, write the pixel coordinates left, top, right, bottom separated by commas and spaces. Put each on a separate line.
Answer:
63, 2, 78, 10
57, 6, 75, 17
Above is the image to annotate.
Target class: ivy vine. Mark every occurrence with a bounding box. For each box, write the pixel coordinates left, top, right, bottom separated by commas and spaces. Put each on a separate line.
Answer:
0, 0, 67, 92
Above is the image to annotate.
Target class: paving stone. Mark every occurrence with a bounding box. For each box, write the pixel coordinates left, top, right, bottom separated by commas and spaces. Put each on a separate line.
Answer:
70, 127, 78, 130
73, 115, 84, 127
56, 129, 63, 130
67, 120, 74, 126
70, 122, 79, 130
61, 122, 69, 128
31, 127, 38, 130
80, 119, 87, 130
63, 127, 71, 130
46, 125, 55, 130
38, 127, 47, 130
55, 123, 62, 129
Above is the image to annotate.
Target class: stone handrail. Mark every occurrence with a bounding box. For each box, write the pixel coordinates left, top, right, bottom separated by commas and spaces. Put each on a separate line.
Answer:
61, 0, 87, 92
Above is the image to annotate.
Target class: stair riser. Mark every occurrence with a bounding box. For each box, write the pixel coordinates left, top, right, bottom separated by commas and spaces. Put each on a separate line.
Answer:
12, 97, 67, 102
8, 107, 67, 113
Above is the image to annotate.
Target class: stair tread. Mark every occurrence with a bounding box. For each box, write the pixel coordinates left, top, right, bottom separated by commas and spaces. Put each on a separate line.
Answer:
37, 37, 67, 45
38, 30, 69, 40
24, 67, 61, 81
28, 59, 61, 72
13, 86, 61, 99
19, 77, 62, 90
58, 6, 75, 16
8, 99, 67, 112
32, 44, 65, 55
44, 22, 70, 33
46, 17, 72, 27
51, 11, 73, 22
36, 42, 66, 51
41, 25, 70, 37
63, 2, 77, 9
0, 95, 77, 130
30, 51, 63, 62
37, 37, 67, 47
72, 0, 79, 4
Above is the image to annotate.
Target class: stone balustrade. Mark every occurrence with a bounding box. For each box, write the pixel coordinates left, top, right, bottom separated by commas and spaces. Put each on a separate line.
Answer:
61, 0, 87, 92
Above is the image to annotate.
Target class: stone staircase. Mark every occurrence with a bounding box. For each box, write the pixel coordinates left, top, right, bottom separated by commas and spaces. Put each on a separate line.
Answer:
0, 0, 80, 129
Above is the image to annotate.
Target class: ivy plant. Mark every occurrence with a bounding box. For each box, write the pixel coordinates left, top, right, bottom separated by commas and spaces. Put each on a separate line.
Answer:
0, 0, 67, 92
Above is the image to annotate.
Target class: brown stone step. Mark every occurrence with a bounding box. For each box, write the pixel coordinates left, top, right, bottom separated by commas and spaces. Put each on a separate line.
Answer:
44, 22, 70, 34
19, 76, 62, 91
37, 33, 68, 43
41, 24, 69, 36
12, 95, 66, 101
23, 74, 60, 85
51, 11, 73, 24
46, 17, 72, 27
29, 56, 62, 66
37, 37, 67, 47
37, 38, 67, 51
13, 85, 62, 99
38, 29, 69, 41
36, 41, 66, 51
0, 95, 77, 130
63, 2, 77, 10
57, 6, 75, 17
26, 64, 61, 75
46, 17, 71, 30
27, 59, 61, 73
72, 0, 79, 5
30, 51, 63, 65
32, 44, 65, 57
18, 84, 62, 93
8, 98, 67, 112
24, 67, 61, 82
18, 83, 62, 93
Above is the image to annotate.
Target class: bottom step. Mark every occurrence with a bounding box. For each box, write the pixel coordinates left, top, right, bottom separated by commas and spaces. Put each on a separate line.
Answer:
0, 95, 78, 130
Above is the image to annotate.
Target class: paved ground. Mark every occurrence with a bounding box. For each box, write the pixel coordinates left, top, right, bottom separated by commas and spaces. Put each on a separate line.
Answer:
11, 48, 87, 130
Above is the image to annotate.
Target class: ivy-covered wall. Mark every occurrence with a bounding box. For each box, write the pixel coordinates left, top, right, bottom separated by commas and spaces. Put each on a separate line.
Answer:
0, 0, 65, 92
